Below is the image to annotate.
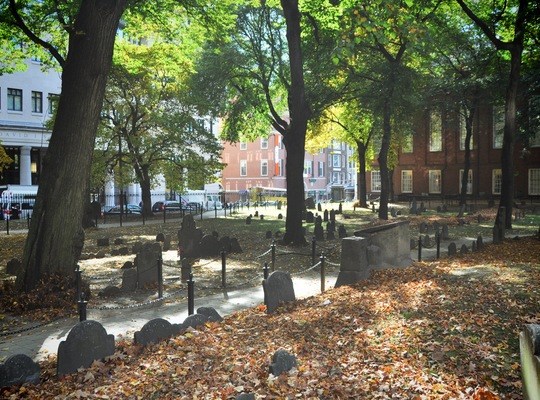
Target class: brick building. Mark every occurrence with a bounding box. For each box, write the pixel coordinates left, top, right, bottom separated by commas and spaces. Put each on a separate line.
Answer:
366, 102, 540, 202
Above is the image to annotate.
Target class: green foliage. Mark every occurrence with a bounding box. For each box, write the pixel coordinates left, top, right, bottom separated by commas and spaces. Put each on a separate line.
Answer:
0, 144, 13, 173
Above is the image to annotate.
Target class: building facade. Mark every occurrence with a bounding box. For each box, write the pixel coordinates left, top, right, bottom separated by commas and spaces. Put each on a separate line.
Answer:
0, 60, 61, 189
366, 103, 540, 201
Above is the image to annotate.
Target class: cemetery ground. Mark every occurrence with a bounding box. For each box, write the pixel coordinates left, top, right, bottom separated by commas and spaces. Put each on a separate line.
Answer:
0, 203, 539, 398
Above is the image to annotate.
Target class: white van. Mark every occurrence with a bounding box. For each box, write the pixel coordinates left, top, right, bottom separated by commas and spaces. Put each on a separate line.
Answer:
0, 185, 38, 219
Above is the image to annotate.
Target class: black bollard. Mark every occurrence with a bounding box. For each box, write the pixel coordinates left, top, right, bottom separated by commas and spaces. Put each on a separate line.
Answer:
157, 256, 163, 299
271, 241, 276, 271
263, 262, 269, 280
418, 236, 422, 262
320, 253, 326, 293
78, 292, 87, 322
163, 205, 166, 223
187, 273, 195, 315
74, 265, 82, 301
436, 232, 441, 259
311, 236, 316, 267
221, 251, 227, 288
6, 216, 9, 235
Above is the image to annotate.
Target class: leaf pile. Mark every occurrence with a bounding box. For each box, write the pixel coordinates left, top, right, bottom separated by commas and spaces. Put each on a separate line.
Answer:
1, 237, 538, 399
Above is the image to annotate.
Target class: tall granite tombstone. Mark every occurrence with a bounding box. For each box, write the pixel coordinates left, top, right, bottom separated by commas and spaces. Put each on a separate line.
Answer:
317, 203, 322, 212
57, 320, 115, 376
335, 237, 369, 287
263, 271, 296, 314
441, 224, 450, 240
0, 354, 40, 387
305, 211, 314, 223
134, 242, 162, 288
448, 242, 457, 256
493, 206, 506, 244
323, 210, 329, 222
178, 214, 203, 256
314, 220, 325, 241
329, 209, 336, 222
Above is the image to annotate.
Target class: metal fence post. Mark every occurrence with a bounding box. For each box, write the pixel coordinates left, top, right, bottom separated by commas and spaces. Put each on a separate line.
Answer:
271, 241, 276, 271
157, 256, 163, 299
436, 232, 441, 259
163, 206, 166, 223
320, 253, 326, 293
263, 262, 269, 280
214, 203, 217, 218
75, 265, 82, 301
187, 273, 195, 315
78, 292, 87, 322
311, 236, 316, 266
6, 217, 9, 235
221, 251, 226, 288
418, 236, 422, 262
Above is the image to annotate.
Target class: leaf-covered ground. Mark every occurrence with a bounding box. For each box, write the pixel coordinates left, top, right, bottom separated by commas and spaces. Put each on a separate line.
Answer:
2, 236, 538, 399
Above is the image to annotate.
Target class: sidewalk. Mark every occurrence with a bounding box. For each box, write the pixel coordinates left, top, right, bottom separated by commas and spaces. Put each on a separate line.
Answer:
0, 271, 339, 362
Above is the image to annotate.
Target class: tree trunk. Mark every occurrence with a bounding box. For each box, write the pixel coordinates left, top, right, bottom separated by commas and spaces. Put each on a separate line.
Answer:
280, 0, 310, 246
138, 166, 153, 218
17, 0, 127, 291
377, 100, 391, 220
356, 140, 368, 208
459, 105, 475, 207
498, 46, 522, 229
388, 168, 395, 203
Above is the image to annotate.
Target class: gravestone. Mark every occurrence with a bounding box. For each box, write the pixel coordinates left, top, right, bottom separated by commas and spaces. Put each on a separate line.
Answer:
219, 236, 232, 253
519, 324, 540, 399
317, 203, 322, 212
314, 220, 325, 241
96, 250, 107, 259
460, 244, 469, 254
97, 237, 109, 247
245, 216, 252, 225
335, 237, 369, 287
419, 222, 428, 233
330, 209, 336, 222
448, 242, 457, 256
121, 268, 138, 292
338, 225, 348, 238
134, 318, 181, 346
178, 214, 203, 257
441, 224, 450, 240
230, 238, 243, 253
493, 206, 506, 244
260, 215, 264, 220
199, 234, 220, 257
135, 242, 161, 288
410, 198, 417, 214
278, 213, 283, 219
197, 307, 223, 322
269, 349, 297, 376
477, 235, 484, 250
338, 202, 343, 214
114, 238, 125, 245
132, 241, 143, 254
0, 354, 40, 387
57, 320, 115, 376
323, 210, 329, 222
6, 258, 21, 275
422, 234, 431, 247
156, 233, 165, 242
254, 211, 259, 217
305, 211, 314, 223
182, 313, 210, 330
305, 197, 315, 209
326, 221, 335, 240
265, 231, 273, 239
390, 208, 397, 218
118, 247, 130, 255
263, 271, 296, 313
121, 261, 133, 269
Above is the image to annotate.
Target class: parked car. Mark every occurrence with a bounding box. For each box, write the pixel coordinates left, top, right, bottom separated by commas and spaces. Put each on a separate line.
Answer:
152, 199, 195, 213
104, 204, 142, 215
0, 203, 20, 220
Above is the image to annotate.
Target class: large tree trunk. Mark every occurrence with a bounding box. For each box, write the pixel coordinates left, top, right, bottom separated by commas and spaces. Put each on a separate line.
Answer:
356, 140, 368, 208
378, 98, 391, 220
138, 166, 153, 217
281, 0, 310, 246
459, 104, 475, 207
17, 0, 127, 291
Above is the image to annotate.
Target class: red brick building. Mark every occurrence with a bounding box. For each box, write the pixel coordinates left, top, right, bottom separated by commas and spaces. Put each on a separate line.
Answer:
366, 103, 540, 202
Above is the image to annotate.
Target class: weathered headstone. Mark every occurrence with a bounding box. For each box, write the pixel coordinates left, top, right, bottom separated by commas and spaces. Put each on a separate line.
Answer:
477, 235, 484, 249
419, 222, 428, 233
460, 244, 469, 254
230, 238, 243, 253
314, 220, 325, 241
132, 241, 143, 254
196, 307, 223, 322
317, 203, 322, 212
114, 238, 125, 245
269, 349, 297, 376
156, 233, 165, 242
422, 234, 431, 247
277, 213, 283, 220
390, 208, 397, 218
493, 206, 506, 244
260, 214, 264, 220
121, 261, 134, 269
182, 313, 209, 330
135, 242, 161, 288
57, 320, 115, 376
338, 202, 343, 214
448, 242, 457, 256
6, 258, 21, 275
0, 354, 40, 387
121, 268, 138, 291
306, 211, 314, 223
335, 237, 369, 287
95, 250, 107, 259
323, 209, 329, 222
263, 271, 296, 313
254, 210, 259, 217
134, 318, 181, 346
199, 234, 220, 257
178, 214, 203, 256
245, 215, 252, 225
441, 224, 449, 240
338, 225, 348, 238
97, 237, 109, 247
118, 247, 130, 255
330, 209, 336, 222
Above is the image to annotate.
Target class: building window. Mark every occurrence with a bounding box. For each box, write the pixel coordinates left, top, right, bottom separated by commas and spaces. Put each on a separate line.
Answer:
332, 154, 341, 168
261, 137, 268, 149
7, 88, 23, 111
492, 169, 502, 195
529, 169, 540, 195
48, 93, 59, 114
493, 106, 504, 149
318, 161, 324, 177
276, 159, 284, 176
401, 170, 413, 193
428, 170, 441, 194
261, 159, 268, 176
239, 141, 247, 150
371, 170, 381, 192
240, 160, 247, 176
402, 135, 413, 153
459, 114, 473, 150
429, 109, 442, 152
304, 160, 313, 176
332, 171, 340, 184
459, 169, 473, 194
31, 91, 43, 113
